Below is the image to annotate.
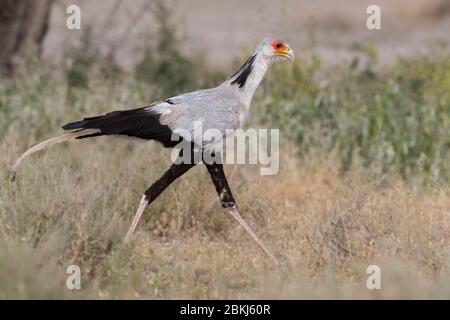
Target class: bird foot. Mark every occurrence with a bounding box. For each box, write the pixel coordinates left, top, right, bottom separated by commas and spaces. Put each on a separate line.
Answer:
227, 206, 279, 267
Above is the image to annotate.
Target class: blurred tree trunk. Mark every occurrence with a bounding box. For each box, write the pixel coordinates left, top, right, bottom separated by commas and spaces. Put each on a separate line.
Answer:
0, 0, 54, 75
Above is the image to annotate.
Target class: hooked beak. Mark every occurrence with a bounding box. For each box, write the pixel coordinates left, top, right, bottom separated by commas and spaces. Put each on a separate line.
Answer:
275, 46, 294, 60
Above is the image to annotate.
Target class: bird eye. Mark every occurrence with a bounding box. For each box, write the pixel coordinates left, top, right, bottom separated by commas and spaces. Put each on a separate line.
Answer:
271, 40, 286, 51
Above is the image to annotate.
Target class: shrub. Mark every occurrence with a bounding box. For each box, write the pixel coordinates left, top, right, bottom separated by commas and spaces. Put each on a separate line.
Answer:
258, 47, 450, 185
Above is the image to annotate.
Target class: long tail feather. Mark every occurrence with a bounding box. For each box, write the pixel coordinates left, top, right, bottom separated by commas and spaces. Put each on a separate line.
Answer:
9, 128, 100, 182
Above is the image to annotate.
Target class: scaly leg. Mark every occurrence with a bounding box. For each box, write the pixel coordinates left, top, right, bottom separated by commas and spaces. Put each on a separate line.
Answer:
10, 129, 100, 181
205, 162, 279, 266
125, 157, 197, 241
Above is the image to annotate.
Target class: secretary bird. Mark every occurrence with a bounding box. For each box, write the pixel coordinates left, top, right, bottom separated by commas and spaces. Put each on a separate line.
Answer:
10, 37, 294, 266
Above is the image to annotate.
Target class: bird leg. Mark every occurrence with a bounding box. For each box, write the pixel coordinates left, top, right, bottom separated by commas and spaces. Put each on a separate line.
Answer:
9, 128, 100, 182
205, 162, 279, 266
124, 155, 197, 241
125, 195, 150, 241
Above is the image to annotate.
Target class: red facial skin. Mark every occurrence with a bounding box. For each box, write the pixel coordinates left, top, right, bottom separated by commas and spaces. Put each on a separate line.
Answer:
271, 40, 288, 51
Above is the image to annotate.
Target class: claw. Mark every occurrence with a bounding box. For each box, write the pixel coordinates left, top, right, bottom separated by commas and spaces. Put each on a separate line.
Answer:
227, 206, 279, 267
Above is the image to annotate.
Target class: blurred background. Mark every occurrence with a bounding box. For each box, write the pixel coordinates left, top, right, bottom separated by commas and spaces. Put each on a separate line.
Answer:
0, 0, 449, 299
44, 0, 450, 67
3, 0, 450, 70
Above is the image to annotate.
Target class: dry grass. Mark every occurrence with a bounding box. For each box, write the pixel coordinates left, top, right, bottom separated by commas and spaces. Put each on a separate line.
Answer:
1, 133, 449, 298
0, 59, 449, 299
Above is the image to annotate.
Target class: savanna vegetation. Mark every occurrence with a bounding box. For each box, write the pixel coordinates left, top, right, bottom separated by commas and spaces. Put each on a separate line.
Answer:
0, 2, 449, 299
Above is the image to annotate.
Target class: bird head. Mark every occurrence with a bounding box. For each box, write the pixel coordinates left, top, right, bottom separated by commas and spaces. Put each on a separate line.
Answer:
256, 37, 294, 62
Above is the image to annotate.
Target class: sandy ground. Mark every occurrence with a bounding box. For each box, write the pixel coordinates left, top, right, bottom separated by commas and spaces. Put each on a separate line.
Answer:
43, 0, 450, 68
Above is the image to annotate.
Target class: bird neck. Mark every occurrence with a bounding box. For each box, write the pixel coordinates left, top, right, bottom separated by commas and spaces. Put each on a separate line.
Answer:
226, 52, 269, 105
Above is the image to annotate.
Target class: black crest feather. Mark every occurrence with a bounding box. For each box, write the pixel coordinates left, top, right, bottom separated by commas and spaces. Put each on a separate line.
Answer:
230, 54, 256, 88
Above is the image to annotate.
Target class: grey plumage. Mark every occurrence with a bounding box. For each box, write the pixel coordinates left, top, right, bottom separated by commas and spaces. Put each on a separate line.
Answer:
62, 37, 293, 149
10, 37, 294, 266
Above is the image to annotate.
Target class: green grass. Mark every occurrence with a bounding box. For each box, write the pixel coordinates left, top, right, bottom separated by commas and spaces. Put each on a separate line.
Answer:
256, 46, 450, 186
